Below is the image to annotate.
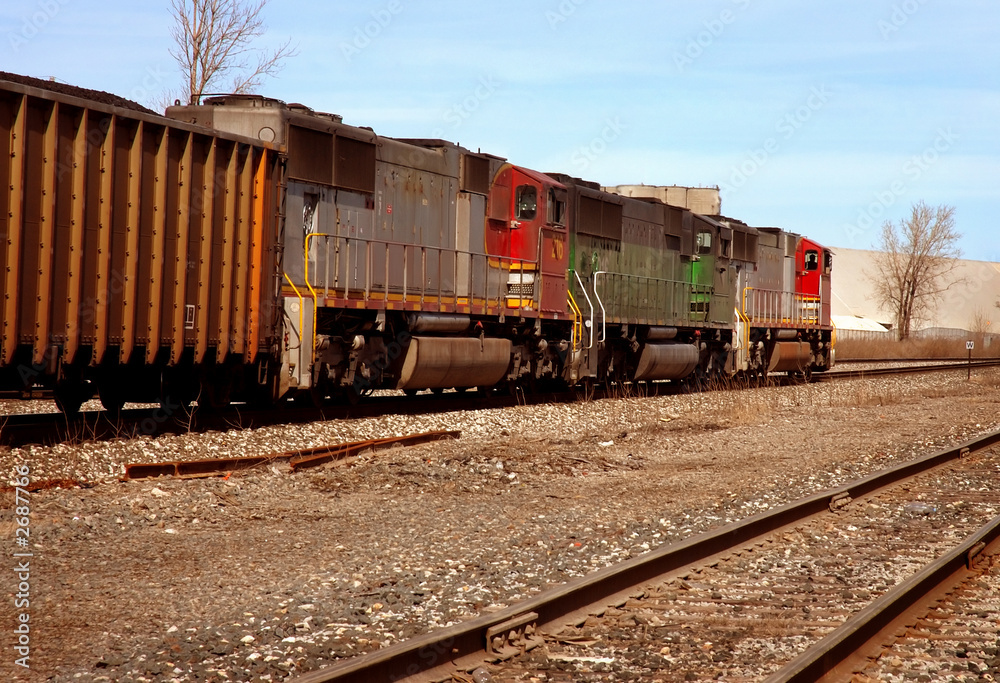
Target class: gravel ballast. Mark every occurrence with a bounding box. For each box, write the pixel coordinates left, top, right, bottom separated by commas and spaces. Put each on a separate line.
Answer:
2, 369, 999, 682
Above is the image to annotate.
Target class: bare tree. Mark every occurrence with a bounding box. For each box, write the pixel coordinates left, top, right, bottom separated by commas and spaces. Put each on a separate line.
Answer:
169, 0, 296, 104
870, 201, 962, 340
970, 307, 990, 336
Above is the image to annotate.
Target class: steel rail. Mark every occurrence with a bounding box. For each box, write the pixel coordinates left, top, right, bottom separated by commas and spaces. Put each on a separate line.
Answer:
288, 428, 1000, 683
122, 430, 460, 480
767, 513, 1000, 683
817, 359, 1000, 381
836, 357, 995, 364
2, 359, 997, 448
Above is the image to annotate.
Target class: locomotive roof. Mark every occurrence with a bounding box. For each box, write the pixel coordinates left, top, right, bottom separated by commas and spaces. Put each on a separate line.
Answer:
508, 165, 567, 190
707, 215, 759, 236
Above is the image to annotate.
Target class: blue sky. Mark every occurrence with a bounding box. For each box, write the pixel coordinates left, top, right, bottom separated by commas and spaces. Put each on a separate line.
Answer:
4, 0, 998, 259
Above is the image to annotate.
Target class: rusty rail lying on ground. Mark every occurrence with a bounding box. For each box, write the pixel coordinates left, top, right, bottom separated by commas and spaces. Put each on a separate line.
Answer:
123, 430, 460, 480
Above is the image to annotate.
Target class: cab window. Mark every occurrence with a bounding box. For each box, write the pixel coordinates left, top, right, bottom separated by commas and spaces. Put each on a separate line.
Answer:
548, 189, 566, 226
696, 230, 713, 255
515, 185, 537, 220
804, 249, 819, 271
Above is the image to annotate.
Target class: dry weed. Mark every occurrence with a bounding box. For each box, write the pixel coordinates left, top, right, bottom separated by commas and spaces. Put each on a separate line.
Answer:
836, 335, 996, 360
830, 382, 904, 408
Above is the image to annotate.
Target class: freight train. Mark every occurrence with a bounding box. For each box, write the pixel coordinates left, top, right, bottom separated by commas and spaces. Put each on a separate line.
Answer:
0, 75, 833, 413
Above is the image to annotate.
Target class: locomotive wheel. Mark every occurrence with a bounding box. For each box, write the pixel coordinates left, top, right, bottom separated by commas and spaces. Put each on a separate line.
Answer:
308, 382, 327, 408
787, 367, 812, 384
403, 388, 419, 397
341, 385, 365, 406
682, 370, 706, 394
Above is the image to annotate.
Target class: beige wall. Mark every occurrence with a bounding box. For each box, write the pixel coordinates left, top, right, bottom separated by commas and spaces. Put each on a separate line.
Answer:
831, 247, 1000, 333
603, 185, 722, 215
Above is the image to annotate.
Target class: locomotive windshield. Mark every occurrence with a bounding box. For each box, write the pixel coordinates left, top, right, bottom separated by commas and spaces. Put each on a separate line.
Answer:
515, 185, 537, 220
804, 249, 819, 271
696, 230, 713, 255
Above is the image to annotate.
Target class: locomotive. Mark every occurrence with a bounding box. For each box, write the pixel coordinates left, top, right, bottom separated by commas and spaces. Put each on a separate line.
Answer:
0, 76, 833, 413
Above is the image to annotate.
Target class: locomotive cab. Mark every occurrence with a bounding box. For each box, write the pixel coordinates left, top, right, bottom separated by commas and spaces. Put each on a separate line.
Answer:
486, 166, 568, 313
794, 237, 832, 327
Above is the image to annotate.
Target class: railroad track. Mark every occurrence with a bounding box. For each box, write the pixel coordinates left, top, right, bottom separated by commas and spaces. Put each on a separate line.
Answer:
1, 360, 998, 447
842, 547, 1000, 681
286, 429, 1000, 682
818, 359, 1000, 381
835, 357, 987, 363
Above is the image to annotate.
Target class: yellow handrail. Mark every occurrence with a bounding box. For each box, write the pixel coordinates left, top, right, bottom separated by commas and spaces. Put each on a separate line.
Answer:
303, 232, 336, 364
567, 289, 583, 352
283, 273, 305, 350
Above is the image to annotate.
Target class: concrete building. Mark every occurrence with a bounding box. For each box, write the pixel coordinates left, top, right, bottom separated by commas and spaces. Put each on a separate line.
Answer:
830, 247, 1000, 335
603, 184, 722, 216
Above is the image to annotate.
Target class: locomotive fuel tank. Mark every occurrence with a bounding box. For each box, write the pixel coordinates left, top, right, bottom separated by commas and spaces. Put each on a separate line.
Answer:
633, 343, 700, 381
396, 337, 511, 390
768, 341, 814, 373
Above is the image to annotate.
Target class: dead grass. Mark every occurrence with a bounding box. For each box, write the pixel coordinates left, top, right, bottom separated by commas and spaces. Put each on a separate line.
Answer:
970, 368, 1000, 389
725, 394, 777, 426
827, 381, 905, 408
836, 335, 996, 360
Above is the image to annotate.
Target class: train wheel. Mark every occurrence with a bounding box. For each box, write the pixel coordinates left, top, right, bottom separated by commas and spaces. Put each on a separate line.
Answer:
200, 376, 233, 411
341, 384, 365, 406
98, 383, 126, 414
403, 388, 419, 397
54, 381, 89, 415
248, 358, 281, 407
575, 377, 595, 401
682, 370, 706, 394
786, 367, 812, 384
159, 372, 195, 416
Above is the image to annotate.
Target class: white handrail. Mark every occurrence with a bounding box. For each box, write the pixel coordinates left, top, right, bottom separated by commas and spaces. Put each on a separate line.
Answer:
573, 270, 595, 349
593, 271, 608, 343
